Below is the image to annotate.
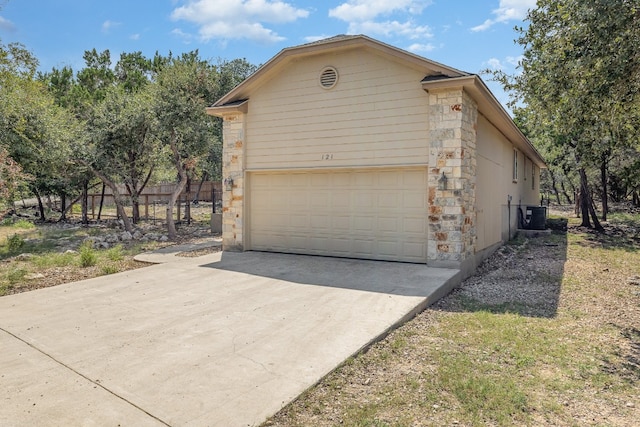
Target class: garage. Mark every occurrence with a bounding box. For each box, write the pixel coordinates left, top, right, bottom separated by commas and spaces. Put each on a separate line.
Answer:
247, 168, 428, 263
208, 35, 545, 273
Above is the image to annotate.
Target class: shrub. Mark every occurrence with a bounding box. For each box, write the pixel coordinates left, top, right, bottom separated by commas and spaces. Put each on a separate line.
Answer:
12, 219, 35, 229
79, 241, 97, 267
106, 245, 124, 261
6, 234, 25, 251
6, 267, 27, 284
101, 264, 119, 275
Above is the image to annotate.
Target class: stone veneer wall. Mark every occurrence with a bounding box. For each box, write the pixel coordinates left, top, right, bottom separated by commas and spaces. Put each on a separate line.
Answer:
427, 89, 478, 267
221, 112, 246, 251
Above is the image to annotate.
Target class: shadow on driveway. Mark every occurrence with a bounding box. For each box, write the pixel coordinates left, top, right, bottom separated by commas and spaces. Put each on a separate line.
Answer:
201, 250, 460, 298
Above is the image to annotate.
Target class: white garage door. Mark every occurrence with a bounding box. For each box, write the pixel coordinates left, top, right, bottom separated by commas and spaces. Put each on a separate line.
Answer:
248, 168, 428, 263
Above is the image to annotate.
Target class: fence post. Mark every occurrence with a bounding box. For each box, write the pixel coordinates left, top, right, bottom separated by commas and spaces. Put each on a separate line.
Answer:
144, 194, 149, 220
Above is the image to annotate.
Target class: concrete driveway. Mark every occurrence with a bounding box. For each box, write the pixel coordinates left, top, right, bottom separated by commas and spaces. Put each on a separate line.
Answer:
0, 247, 460, 426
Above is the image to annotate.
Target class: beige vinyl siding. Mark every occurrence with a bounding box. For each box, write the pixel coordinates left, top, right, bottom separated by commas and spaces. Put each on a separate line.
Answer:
476, 114, 540, 250
245, 49, 430, 170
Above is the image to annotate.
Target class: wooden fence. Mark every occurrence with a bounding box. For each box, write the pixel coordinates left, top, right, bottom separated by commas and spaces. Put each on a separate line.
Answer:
83, 181, 222, 221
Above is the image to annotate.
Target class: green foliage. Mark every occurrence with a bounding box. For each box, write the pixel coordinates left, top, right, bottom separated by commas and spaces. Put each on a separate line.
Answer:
493, 0, 640, 211
5, 267, 27, 284
6, 234, 25, 251
78, 241, 97, 267
3, 37, 256, 221
32, 252, 76, 269
12, 219, 35, 229
106, 245, 124, 261
100, 264, 119, 275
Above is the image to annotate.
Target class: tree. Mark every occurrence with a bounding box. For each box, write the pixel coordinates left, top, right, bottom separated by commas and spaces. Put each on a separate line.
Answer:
0, 42, 77, 219
80, 86, 159, 231
495, 0, 640, 229
152, 52, 220, 239
0, 146, 30, 208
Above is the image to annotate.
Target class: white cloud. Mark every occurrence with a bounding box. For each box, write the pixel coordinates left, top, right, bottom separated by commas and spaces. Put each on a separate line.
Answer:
407, 43, 436, 54
471, 0, 536, 32
329, 0, 430, 22
130, 33, 141, 40
348, 20, 432, 40
329, 0, 433, 41
171, 0, 309, 43
171, 28, 194, 43
485, 57, 504, 70
101, 20, 122, 33
0, 16, 16, 32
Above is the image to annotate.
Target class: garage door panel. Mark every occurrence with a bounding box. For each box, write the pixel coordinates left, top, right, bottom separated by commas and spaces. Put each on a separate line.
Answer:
332, 215, 351, 231
353, 216, 375, 232
403, 217, 426, 233
249, 168, 428, 263
310, 214, 330, 229
378, 217, 399, 232
331, 193, 350, 208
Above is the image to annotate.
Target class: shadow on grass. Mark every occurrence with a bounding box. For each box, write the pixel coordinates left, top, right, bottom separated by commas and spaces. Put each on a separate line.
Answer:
574, 218, 640, 253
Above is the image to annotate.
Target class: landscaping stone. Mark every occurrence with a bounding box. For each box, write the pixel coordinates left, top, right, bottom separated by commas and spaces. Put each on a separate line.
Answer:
15, 253, 34, 261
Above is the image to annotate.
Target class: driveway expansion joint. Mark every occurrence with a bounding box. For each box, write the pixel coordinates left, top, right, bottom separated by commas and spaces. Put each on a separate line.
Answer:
0, 327, 172, 427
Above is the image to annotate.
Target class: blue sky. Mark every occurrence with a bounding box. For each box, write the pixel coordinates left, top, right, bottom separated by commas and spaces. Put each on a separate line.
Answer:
0, 0, 536, 106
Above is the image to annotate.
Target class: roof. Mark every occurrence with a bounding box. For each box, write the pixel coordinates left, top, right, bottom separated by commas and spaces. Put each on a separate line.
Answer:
207, 34, 546, 168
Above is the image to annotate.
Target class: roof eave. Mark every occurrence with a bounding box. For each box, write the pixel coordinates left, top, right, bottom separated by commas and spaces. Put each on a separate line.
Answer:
206, 99, 248, 117
211, 35, 469, 108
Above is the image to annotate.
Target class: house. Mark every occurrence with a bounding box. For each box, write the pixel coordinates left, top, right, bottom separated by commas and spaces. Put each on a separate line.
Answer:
206, 35, 545, 277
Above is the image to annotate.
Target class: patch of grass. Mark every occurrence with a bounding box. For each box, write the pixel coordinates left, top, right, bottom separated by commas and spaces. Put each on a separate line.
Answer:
106, 245, 124, 261
78, 241, 97, 267
5, 267, 27, 284
100, 264, 119, 275
341, 403, 393, 427
32, 252, 77, 269
437, 353, 528, 426
12, 219, 35, 229
6, 234, 26, 252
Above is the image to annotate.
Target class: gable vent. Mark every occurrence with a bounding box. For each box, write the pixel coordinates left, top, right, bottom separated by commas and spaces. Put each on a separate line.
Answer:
320, 67, 338, 89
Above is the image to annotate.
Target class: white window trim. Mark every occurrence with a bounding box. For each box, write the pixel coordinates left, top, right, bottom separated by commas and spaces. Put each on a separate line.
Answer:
513, 149, 519, 183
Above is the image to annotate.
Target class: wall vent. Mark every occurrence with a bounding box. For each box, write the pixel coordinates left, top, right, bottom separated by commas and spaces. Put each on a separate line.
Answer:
320, 67, 338, 89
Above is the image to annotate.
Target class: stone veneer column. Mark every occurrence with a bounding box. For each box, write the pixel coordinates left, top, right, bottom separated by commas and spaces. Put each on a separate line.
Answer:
221, 112, 246, 251
427, 89, 478, 268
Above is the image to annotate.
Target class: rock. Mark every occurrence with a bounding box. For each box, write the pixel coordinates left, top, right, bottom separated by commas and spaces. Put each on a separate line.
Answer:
15, 253, 34, 261
120, 231, 133, 241
159, 235, 169, 242
25, 273, 45, 280
628, 276, 640, 286
105, 234, 119, 243
133, 230, 143, 240
99, 242, 110, 249
64, 249, 78, 254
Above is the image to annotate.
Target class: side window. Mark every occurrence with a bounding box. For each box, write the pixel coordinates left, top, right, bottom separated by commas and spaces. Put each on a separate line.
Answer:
513, 149, 518, 182
532, 164, 535, 190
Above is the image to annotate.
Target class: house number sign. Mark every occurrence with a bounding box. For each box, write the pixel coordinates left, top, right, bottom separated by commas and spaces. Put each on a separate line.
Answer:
321, 153, 334, 160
